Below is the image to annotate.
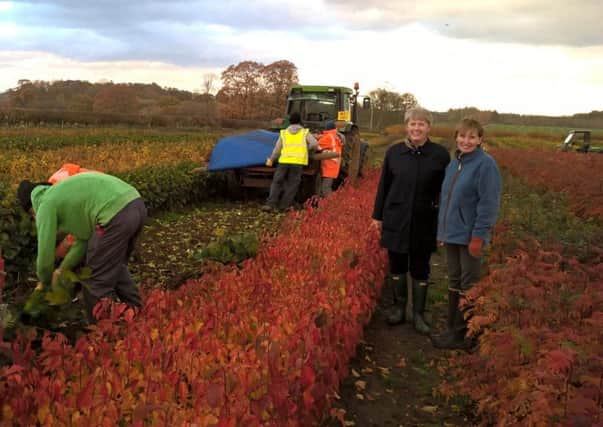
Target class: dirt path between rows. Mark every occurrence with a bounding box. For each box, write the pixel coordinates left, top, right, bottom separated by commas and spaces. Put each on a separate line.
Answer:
324, 252, 475, 427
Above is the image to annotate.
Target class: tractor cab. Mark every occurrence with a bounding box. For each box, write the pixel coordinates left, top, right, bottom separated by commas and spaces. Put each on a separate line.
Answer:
282, 85, 355, 133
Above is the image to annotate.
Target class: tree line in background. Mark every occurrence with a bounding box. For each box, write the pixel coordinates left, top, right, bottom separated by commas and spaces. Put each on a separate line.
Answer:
1, 59, 602, 130
0, 59, 299, 128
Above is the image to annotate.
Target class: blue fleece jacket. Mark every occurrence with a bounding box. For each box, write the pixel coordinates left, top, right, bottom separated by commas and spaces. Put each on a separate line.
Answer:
437, 148, 502, 246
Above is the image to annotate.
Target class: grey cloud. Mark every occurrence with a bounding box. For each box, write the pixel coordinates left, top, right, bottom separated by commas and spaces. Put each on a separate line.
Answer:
11, 0, 299, 32
323, 0, 603, 47
4, 0, 326, 65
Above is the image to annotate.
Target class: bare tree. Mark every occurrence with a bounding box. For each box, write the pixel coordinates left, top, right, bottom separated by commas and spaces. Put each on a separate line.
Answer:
202, 72, 218, 95
217, 60, 298, 120
400, 93, 418, 112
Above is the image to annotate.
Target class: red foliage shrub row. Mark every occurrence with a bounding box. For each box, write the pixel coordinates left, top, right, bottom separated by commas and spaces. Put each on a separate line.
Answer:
441, 224, 603, 425
493, 148, 603, 220
0, 174, 387, 426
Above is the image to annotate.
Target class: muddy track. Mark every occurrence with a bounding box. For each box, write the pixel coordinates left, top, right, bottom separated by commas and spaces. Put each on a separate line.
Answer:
131, 198, 282, 289
323, 252, 476, 427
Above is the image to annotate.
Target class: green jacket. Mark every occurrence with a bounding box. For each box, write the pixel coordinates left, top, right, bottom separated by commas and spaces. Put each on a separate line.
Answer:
31, 173, 141, 285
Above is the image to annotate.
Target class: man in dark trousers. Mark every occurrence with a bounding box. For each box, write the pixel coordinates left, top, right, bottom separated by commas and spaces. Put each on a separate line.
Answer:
263, 112, 318, 211
18, 173, 146, 324
371, 107, 450, 335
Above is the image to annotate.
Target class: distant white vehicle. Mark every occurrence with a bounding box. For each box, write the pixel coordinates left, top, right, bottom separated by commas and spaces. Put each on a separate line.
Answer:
560, 130, 603, 153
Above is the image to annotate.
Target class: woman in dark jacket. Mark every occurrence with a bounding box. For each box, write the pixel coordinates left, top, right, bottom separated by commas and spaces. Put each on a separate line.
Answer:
431, 118, 501, 349
372, 107, 450, 334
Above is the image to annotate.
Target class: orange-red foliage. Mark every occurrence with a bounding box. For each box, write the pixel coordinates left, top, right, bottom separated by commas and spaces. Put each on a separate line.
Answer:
0, 173, 387, 426
493, 148, 603, 220
441, 224, 603, 426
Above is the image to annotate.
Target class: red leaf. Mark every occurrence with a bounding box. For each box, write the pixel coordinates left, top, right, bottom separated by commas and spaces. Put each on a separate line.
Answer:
217, 416, 236, 427
207, 382, 223, 408
303, 388, 314, 409
178, 380, 188, 402
124, 308, 135, 323
301, 365, 315, 388
546, 349, 573, 374
2, 364, 24, 377
76, 378, 95, 409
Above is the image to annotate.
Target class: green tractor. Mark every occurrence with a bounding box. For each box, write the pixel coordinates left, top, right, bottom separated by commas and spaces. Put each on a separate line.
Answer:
207, 83, 369, 200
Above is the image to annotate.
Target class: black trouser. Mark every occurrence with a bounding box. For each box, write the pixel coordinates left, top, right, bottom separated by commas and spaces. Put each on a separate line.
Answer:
84, 198, 147, 323
387, 250, 432, 280
266, 164, 303, 209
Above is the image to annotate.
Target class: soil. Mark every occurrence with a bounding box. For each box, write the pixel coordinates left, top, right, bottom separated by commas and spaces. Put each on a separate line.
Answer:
323, 252, 476, 427
130, 199, 283, 289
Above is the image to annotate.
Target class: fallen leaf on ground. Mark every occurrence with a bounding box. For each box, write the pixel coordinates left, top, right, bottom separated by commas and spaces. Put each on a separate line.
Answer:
396, 357, 407, 368
354, 380, 366, 391
421, 405, 438, 414
377, 366, 391, 376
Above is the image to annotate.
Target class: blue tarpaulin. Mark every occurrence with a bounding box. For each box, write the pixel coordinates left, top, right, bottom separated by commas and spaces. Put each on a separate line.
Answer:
207, 129, 279, 171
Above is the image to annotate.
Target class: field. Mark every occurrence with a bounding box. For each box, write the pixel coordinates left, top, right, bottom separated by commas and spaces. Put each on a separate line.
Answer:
0, 124, 602, 426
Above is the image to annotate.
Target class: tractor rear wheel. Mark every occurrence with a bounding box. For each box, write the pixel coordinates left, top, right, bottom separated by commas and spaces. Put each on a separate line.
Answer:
297, 172, 322, 203
224, 170, 243, 199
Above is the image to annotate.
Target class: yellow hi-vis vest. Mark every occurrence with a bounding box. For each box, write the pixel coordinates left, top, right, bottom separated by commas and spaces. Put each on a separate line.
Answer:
279, 128, 309, 166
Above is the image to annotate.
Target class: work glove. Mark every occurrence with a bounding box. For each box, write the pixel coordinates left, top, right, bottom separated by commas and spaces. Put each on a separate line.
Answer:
468, 236, 483, 258
265, 158, 273, 167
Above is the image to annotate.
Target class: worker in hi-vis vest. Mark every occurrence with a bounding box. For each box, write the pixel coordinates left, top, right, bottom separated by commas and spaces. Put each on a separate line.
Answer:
317, 120, 343, 197
263, 112, 318, 211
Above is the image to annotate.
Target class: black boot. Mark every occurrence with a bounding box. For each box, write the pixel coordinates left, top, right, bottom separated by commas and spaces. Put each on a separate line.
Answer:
412, 279, 430, 335
432, 296, 474, 350
386, 275, 407, 325
446, 290, 459, 331
431, 290, 460, 343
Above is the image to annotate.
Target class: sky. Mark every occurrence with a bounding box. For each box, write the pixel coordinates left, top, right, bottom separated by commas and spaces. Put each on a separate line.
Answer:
1, 0, 602, 116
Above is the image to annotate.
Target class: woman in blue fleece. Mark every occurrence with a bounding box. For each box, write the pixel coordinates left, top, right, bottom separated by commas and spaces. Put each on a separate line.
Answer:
431, 118, 501, 350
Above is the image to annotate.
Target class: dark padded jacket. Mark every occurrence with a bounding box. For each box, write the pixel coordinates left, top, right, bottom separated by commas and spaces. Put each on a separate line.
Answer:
372, 139, 450, 253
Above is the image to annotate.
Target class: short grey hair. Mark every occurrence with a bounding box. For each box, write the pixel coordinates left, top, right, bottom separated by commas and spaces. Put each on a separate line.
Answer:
404, 107, 433, 125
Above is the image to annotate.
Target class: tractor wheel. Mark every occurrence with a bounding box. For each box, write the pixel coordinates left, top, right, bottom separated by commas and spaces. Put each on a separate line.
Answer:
224, 170, 243, 199
297, 172, 322, 203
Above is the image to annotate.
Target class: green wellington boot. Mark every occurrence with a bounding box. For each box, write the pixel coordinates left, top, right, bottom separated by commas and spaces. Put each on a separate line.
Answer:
412, 279, 430, 335
386, 275, 408, 325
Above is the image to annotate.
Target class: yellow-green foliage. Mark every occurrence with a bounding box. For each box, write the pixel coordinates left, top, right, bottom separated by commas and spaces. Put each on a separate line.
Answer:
195, 232, 259, 264
0, 127, 231, 290
0, 127, 222, 188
